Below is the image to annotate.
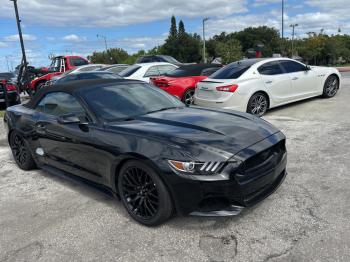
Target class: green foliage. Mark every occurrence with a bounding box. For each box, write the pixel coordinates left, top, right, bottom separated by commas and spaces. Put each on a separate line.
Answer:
170, 16, 177, 38
87, 17, 350, 66
162, 19, 202, 63
214, 39, 243, 64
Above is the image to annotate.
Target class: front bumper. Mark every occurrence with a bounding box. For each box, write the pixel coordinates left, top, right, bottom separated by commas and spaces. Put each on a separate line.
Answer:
163, 132, 287, 216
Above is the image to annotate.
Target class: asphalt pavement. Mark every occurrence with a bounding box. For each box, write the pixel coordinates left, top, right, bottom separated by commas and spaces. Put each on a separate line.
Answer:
0, 75, 349, 262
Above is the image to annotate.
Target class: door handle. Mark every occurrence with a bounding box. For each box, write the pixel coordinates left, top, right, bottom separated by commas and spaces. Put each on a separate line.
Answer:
292, 77, 298, 80
265, 80, 273, 84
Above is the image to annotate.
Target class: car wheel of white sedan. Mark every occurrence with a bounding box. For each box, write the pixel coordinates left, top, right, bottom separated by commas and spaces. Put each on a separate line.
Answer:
247, 92, 268, 117
322, 75, 339, 98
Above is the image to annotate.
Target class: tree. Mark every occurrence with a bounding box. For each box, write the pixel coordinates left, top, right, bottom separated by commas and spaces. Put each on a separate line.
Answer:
178, 20, 185, 36
170, 15, 177, 38
215, 39, 243, 64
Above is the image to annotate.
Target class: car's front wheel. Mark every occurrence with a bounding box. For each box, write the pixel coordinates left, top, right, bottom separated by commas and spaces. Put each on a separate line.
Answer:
322, 75, 339, 98
9, 131, 36, 170
247, 92, 268, 117
118, 160, 173, 226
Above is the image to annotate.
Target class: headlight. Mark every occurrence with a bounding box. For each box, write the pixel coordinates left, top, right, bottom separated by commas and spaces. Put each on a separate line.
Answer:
168, 160, 224, 175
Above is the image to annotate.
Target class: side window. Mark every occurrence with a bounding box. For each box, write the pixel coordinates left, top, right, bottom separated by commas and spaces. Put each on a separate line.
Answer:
157, 65, 177, 75
144, 66, 160, 77
141, 57, 153, 63
280, 60, 307, 73
70, 58, 89, 67
36, 92, 86, 118
258, 61, 283, 75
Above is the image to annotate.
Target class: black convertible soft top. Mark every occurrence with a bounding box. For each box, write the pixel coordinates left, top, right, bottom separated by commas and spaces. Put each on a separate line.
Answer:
165, 64, 222, 77
25, 79, 143, 109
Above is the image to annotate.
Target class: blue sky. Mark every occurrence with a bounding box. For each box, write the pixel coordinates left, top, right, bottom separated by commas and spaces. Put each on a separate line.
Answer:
0, 0, 349, 71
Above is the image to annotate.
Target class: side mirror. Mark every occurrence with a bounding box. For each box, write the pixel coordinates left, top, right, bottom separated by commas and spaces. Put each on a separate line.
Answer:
305, 65, 311, 71
58, 114, 81, 124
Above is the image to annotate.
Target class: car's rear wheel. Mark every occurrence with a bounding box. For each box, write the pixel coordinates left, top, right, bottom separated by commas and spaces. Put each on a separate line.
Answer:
118, 160, 173, 226
247, 92, 268, 117
9, 131, 36, 170
182, 89, 195, 106
322, 75, 339, 98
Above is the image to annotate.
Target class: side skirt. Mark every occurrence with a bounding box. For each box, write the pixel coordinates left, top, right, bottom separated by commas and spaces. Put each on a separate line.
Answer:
40, 164, 119, 200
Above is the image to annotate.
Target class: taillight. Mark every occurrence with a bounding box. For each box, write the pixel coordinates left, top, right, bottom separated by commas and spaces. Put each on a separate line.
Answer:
216, 84, 238, 92
6, 83, 17, 91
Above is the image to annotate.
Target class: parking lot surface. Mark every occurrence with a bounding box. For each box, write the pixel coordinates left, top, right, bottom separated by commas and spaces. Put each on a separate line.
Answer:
1, 75, 350, 262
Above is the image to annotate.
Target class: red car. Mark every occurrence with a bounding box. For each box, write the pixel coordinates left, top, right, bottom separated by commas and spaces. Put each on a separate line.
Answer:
150, 64, 222, 105
30, 55, 90, 92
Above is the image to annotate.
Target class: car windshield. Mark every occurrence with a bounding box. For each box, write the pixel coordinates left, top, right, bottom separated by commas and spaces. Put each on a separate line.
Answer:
119, 65, 141, 77
80, 83, 184, 121
210, 59, 258, 79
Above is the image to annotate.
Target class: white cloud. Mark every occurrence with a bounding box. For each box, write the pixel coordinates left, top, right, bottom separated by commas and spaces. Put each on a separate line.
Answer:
0, 0, 247, 27
62, 34, 87, 42
3, 34, 37, 41
205, 13, 281, 37
253, 0, 281, 7
0, 42, 8, 48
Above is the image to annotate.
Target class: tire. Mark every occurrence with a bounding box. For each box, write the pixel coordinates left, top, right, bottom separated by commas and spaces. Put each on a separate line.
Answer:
118, 160, 173, 226
322, 75, 339, 98
247, 92, 268, 117
182, 89, 195, 106
9, 131, 36, 170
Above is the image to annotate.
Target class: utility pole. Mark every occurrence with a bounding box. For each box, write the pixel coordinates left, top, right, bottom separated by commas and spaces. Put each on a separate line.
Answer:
5, 56, 10, 71
202, 18, 209, 63
97, 34, 113, 63
281, 0, 284, 39
290, 23, 298, 57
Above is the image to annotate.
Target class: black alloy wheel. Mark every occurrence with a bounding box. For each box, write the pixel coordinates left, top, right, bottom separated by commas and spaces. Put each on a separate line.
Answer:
118, 160, 173, 226
9, 131, 36, 170
183, 89, 195, 106
322, 75, 339, 98
247, 92, 268, 117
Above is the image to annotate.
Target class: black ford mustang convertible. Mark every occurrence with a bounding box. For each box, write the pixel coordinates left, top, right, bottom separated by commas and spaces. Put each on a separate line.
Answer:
4, 79, 287, 226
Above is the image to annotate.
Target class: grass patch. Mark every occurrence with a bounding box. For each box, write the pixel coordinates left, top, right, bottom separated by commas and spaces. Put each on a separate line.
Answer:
0, 111, 5, 118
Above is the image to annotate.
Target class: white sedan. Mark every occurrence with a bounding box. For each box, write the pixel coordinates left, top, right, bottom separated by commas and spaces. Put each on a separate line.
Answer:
119, 62, 178, 82
194, 58, 341, 116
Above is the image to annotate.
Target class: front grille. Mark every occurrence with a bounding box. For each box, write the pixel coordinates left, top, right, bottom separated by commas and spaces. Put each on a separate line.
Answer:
233, 139, 287, 206
244, 140, 286, 171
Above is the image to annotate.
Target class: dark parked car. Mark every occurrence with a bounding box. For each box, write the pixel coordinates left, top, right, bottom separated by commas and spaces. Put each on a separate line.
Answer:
4, 79, 287, 226
98, 64, 130, 74
0, 72, 20, 107
52, 71, 122, 85
136, 55, 182, 65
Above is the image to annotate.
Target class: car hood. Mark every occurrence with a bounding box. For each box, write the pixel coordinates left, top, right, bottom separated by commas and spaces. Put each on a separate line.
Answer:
106, 107, 280, 159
